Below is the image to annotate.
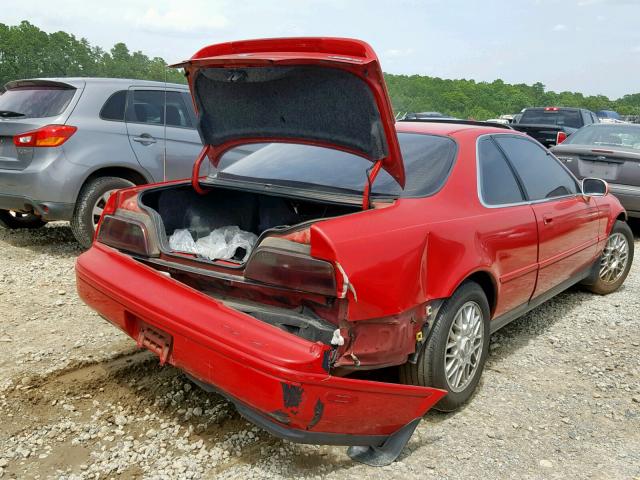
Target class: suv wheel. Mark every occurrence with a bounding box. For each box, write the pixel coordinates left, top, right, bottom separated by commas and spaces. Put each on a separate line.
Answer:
71, 177, 134, 248
582, 220, 634, 295
400, 281, 490, 412
0, 210, 47, 229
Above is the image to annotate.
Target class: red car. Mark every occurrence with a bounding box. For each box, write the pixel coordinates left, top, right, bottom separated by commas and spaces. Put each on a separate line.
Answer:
76, 38, 634, 466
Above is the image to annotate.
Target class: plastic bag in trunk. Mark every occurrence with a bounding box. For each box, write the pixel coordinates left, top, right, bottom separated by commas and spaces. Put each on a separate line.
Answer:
169, 226, 258, 262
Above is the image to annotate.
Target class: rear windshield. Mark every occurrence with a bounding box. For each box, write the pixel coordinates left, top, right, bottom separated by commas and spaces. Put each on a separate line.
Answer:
596, 110, 620, 120
0, 86, 75, 118
564, 125, 640, 150
520, 109, 583, 129
213, 133, 457, 198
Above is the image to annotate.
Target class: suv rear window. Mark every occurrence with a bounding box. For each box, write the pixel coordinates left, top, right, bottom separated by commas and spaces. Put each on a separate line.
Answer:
520, 109, 583, 129
214, 133, 457, 198
0, 86, 75, 118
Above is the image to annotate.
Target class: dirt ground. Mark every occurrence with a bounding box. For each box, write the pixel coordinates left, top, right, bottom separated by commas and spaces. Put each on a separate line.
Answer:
0, 222, 639, 479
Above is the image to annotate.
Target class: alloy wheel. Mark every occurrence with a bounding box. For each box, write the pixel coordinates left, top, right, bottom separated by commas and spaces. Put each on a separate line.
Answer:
599, 232, 629, 283
92, 190, 116, 229
444, 301, 484, 393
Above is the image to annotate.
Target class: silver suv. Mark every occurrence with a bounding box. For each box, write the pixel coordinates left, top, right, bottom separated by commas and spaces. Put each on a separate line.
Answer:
0, 77, 204, 246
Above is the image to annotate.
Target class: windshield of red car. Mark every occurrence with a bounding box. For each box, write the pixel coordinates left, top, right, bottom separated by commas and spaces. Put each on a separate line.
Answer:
213, 133, 457, 198
563, 125, 640, 150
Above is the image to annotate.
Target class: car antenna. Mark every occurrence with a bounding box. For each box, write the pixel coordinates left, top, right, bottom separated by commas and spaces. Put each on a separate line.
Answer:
163, 63, 168, 182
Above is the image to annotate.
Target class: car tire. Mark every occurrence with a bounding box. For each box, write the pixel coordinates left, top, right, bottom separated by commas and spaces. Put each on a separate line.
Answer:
400, 281, 490, 412
71, 176, 134, 248
0, 210, 47, 229
582, 220, 634, 295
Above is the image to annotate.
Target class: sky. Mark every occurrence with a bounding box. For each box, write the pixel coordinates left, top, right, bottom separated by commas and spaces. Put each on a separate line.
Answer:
1, 0, 639, 99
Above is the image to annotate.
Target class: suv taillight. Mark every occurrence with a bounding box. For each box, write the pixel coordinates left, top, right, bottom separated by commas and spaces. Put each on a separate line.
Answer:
13, 124, 77, 147
95, 189, 157, 256
245, 240, 337, 296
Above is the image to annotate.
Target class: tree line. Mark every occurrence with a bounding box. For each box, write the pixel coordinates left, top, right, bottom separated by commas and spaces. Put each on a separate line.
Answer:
0, 21, 185, 88
1, 21, 639, 119
385, 74, 640, 119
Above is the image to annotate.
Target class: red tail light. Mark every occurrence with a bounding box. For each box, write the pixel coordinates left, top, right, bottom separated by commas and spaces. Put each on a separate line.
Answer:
95, 188, 158, 256
245, 243, 337, 296
13, 125, 77, 147
544, 107, 559, 112
556, 131, 568, 144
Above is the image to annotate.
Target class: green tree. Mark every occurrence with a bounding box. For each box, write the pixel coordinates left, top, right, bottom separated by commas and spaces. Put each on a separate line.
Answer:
0, 21, 186, 89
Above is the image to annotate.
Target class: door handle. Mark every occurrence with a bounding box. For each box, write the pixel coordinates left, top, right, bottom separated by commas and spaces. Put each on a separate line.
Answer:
543, 215, 553, 225
133, 133, 157, 145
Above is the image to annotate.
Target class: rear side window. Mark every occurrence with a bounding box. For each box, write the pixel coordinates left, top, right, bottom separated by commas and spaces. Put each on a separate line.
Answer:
100, 90, 127, 121
126, 90, 164, 125
478, 137, 524, 205
165, 91, 193, 128
494, 136, 578, 201
0, 86, 75, 118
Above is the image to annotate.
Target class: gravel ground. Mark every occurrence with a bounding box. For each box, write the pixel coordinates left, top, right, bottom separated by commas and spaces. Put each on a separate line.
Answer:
0, 222, 639, 480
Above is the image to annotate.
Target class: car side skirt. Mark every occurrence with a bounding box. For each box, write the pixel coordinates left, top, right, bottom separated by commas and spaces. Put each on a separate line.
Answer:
490, 265, 592, 334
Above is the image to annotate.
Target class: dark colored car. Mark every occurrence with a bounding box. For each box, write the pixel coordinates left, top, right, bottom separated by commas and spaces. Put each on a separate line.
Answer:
76, 37, 633, 466
402, 111, 456, 120
596, 110, 622, 121
552, 123, 640, 218
513, 107, 599, 147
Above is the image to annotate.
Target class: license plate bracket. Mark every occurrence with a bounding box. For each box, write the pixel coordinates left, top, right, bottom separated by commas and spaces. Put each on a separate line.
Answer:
137, 323, 173, 365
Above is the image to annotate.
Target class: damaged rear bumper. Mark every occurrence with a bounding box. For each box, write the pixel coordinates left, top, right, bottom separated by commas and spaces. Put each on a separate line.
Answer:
76, 244, 446, 449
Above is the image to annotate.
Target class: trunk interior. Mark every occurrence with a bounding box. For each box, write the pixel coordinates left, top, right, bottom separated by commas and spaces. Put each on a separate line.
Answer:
137, 184, 362, 348
140, 184, 360, 261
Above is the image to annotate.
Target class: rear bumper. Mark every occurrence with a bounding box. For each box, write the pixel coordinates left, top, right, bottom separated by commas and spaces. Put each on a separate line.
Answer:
75, 244, 446, 445
0, 149, 81, 220
609, 183, 640, 218
0, 192, 74, 220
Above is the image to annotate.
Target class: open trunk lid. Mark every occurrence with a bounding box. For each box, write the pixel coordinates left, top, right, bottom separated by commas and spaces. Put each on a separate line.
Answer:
174, 37, 405, 188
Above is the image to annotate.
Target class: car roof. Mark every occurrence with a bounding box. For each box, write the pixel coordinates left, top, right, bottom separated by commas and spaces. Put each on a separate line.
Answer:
581, 122, 640, 129
396, 120, 518, 137
6, 77, 189, 89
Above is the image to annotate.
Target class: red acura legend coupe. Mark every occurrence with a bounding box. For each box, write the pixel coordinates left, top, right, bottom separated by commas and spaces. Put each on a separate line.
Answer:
76, 38, 634, 465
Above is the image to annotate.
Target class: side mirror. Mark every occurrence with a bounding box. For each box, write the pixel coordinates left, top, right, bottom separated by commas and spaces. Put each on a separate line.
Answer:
582, 177, 608, 197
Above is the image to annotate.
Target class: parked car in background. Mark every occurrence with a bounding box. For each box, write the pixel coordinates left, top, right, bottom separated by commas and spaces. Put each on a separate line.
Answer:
596, 110, 623, 123
0, 78, 208, 247
76, 37, 633, 466
401, 111, 457, 120
513, 107, 599, 147
552, 123, 640, 218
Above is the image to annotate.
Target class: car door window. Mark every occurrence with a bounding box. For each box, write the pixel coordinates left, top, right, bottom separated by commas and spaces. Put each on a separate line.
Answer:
494, 136, 578, 201
165, 91, 194, 128
478, 137, 525, 206
126, 90, 164, 125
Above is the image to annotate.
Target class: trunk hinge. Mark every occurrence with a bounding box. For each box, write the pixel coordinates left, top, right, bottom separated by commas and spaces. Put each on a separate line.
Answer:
362, 159, 383, 210
191, 145, 211, 195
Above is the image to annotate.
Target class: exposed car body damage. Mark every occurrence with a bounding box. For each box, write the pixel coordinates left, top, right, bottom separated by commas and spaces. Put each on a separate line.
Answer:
76, 37, 631, 466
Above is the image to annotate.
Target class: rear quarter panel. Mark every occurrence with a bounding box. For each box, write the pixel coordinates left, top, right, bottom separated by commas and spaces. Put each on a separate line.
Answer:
311, 128, 533, 321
